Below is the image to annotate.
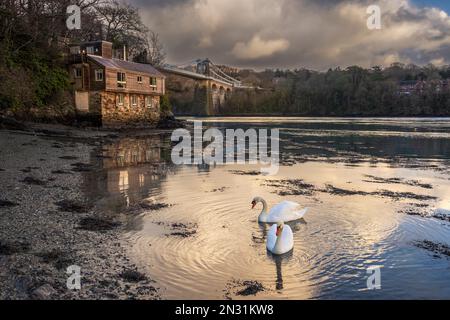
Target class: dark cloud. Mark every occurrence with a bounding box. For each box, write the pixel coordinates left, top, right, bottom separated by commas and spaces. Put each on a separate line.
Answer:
131, 0, 450, 70
132, 0, 192, 8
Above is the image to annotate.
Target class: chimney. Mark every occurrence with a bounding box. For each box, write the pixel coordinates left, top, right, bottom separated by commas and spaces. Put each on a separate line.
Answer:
101, 41, 113, 59
123, 45, 127, 61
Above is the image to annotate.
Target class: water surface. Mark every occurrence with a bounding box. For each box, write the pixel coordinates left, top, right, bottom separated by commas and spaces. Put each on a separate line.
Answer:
83, 118, 450, 299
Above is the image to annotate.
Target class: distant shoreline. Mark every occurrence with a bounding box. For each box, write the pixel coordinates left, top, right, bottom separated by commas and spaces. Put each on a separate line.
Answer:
176, 114, 450, 119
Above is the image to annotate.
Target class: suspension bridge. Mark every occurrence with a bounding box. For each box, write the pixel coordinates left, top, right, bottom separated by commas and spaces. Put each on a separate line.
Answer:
161, 58, 243, 88
159, 59, 253, 115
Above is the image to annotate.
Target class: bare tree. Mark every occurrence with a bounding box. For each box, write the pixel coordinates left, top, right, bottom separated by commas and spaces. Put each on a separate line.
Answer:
93, 0, 165, 65
95, 1, 146, 42
145, 30, 166, 66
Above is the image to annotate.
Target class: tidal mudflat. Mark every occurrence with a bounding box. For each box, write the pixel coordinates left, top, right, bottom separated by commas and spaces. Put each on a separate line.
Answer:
2, 118, 450, 300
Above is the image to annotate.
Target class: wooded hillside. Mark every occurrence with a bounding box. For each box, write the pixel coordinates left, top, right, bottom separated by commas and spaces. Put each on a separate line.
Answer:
0, 0, 164, 121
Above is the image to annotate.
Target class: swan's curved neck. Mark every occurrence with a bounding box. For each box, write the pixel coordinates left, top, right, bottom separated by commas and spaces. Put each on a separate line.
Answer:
259, 198, 268, 216
273, 228, 284, 252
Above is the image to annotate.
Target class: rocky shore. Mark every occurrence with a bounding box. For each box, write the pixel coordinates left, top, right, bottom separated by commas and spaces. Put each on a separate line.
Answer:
0, 120, 181, 300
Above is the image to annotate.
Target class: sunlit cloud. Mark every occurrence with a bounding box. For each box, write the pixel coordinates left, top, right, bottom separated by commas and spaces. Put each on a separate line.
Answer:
134, 0, 450, 70
231, 36, 290, 60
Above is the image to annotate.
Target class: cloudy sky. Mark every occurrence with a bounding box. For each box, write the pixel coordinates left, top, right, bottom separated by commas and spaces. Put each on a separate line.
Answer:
131, 0, 450, 70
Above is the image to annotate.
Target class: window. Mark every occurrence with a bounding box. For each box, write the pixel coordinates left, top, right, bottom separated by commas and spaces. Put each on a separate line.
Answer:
150, 77, 157, 87
131, 95, 138, 107
70, 46, 81, 55
86, 46, 95, 54
74, 68, 82, 78
116, 94, 124, 107
119, 171, 129, 191
95, 69, 104, 82
145, 96, 153, 109
137, 76, 143, 83
117, 72, 126, 88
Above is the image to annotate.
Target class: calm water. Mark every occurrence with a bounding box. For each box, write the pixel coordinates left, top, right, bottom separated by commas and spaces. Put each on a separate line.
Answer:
83, 118, 450, 300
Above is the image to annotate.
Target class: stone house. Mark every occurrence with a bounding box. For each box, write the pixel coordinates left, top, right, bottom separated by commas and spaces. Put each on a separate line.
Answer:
68, 41, 165, 126
398, 79, 449, 95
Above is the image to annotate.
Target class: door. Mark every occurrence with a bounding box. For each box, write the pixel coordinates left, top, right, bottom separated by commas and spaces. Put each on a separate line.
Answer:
75, 91, 89, 112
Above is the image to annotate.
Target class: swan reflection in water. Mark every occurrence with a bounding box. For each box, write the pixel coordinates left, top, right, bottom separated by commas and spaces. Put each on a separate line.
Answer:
258, 219, 307, 291
268, 250, 294, 290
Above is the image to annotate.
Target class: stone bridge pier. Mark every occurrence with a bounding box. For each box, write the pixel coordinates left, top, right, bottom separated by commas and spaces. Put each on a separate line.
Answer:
209, 80, 233, 115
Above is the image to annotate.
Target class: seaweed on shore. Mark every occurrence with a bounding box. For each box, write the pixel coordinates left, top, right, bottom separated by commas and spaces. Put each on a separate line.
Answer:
51, 170, 72, 175
263, 177, 437, 202
55, 200, 93, 213
36, 249, 76, 270
324, 184, 369, 196
157, 222, 198, 238
120, 269, 148, 283
363, 175, 433, 189
139, 202, 170, 211
415, 240, 450, 258
169, 223, 197, 238
21, 176, 46, 186
400, 208, 427, 217
125, 201, 172, 215
70, 162, 94, 172
224, 279, 267, 299
20, 167, 40, 173
0, 241, 30, 255
0, 200, 18, 208
229, 170, 261, 176
236, 281, 266, 296
376, 190, 436, 201
77, 217, 120, 232
324, 185, 437, 201
209, 187, 228, 193
433, 212, 450, 222
264, 179, 317, 196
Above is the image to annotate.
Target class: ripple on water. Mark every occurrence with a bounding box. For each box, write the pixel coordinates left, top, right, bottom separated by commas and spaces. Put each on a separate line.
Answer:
108, 122, 450, 299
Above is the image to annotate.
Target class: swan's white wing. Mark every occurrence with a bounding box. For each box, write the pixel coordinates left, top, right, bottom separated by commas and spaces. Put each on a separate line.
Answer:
266, 224, 278, 251
267, 201, 308, 223
280, 225, 294, 253
269, 201, 299, 218
292, 208, 308, 220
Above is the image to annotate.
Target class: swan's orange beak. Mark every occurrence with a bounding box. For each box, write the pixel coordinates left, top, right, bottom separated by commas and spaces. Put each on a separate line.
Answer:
276, 226, 282, 237
251, 201, 256, 209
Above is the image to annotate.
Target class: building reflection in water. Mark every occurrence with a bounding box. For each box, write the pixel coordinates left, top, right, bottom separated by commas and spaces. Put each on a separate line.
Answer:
82, 135, 176, 214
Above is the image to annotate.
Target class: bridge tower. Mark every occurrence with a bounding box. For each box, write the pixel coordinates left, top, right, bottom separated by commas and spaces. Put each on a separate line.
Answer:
159, 59, 244, 115
196, 59, 210, 76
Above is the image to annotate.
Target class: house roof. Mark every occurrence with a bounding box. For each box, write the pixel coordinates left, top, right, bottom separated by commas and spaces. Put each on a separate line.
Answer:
88, 55, 164, 77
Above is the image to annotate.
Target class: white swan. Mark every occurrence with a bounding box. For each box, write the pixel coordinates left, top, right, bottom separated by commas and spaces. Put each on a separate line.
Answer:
251, 196, 308, 223
267, 222, 294, 255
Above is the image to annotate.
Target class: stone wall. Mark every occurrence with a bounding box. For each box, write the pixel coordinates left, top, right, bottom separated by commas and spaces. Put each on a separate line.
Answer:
163, 71, 233, 116
99, 91, 160, 127
164, 73, 209, 115
89, 92, 102, 115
